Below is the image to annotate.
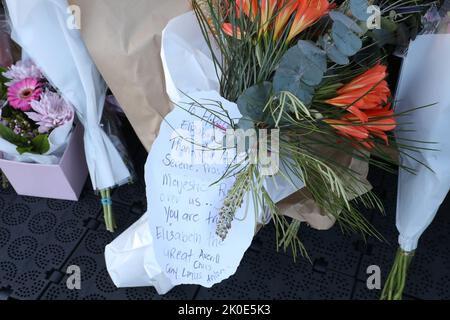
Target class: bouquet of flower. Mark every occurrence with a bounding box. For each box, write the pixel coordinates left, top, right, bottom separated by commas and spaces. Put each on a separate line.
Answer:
381, 2, 450, 300
189, 0, 428, 254
4, 0, 134, 226
0, 59, 74, 157
0, 58, 77, 195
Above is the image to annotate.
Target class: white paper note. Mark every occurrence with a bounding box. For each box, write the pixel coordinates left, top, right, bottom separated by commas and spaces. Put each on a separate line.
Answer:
146, 91, 257, 287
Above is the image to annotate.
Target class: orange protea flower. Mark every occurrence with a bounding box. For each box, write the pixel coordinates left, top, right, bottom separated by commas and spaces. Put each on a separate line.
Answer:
325, 104, 397, 149
236, 0, 258, 18
273, 0, 298, 39
325, 64, 391, 122
345, 105, 396, 145
324, 119, 370, 140
261, 0, 278, 33
286, 0, 330, 43
222, 22, 243, 39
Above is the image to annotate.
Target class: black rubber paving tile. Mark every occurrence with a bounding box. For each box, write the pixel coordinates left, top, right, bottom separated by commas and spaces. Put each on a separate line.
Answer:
256, 221, 366, 279
41, 202, 198, 300
351, 280, 380, 300
195, 234, 355, 300
357, 173, 450, 300
253, 165, 388, 280
351, 280, 418, 300
111, 180, 147, 210
356, 166, 399, 281
0, 188, 101, 300
401, 195, 450, 300
1, 145, 449, 300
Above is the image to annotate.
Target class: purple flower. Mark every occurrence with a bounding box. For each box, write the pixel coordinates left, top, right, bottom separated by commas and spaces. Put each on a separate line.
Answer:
2, 59, 43, 86
25, 91, 74, 133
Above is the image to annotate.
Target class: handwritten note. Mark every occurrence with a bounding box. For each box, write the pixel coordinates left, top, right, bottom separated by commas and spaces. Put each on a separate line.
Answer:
145, 91, 256, 287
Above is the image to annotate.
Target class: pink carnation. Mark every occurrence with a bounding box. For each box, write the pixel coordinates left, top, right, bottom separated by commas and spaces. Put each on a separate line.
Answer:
7, 78, 43, 111
25, 91, 74, 133
2, 60, 43, 86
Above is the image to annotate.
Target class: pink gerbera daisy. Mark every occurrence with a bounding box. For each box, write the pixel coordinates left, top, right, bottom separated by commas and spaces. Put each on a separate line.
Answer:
7, 78, 43, 112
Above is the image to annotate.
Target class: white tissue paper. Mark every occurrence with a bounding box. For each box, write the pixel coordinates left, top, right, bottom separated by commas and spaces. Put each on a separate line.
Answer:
395, 34, 450, 252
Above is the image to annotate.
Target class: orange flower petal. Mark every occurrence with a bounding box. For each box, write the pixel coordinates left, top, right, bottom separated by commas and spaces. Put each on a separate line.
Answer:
222, 23, 242, 39
273, 0, 298, 39
286, 0, 330, 43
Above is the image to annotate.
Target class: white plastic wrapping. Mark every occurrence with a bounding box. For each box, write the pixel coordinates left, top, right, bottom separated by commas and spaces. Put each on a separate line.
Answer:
395, 34, 450, 252
105, 213, 173, 294
4, 0, 131, 190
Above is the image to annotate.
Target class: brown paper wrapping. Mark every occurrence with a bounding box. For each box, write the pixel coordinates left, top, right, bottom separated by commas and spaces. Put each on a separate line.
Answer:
69, 0, 191, 150
277, 151, 371, 230
71, 0, 371, 230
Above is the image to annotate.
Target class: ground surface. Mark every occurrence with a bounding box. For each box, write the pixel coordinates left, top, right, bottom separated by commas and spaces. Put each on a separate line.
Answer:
1, 129, 450, 300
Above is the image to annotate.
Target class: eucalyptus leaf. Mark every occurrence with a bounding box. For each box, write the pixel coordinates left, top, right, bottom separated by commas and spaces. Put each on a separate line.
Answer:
332, 20, 362, 56
318, 35, 349, 65
237, 82, 273, 122
327, 46, 350, 65
236, 118, 255, 131
297, 41, 328, 72
329, 11, 363, 34
273, 41, 326, 104
350, 0, 370, 21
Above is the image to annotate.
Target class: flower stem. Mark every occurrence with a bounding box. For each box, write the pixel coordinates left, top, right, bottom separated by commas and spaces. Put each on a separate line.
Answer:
106, 188, 116, 230
381, 248, 415, 300
100, 188, 115, 232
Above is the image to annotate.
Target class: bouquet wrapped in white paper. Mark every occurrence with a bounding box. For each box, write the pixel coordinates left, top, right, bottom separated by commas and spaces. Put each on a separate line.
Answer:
382, 5, 450, 299
3, 0, 131, 224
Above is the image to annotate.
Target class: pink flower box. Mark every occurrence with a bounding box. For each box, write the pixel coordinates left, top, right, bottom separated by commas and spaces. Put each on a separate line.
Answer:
0, 124, 88, 201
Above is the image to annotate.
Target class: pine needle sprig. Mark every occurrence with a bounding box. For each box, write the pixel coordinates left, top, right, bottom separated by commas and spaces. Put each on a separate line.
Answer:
216, 166, 252, 240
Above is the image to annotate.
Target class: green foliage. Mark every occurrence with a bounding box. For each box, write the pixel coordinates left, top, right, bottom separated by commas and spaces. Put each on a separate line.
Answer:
0, 123, 28, 146
192, 0, 431, 260
0, 123, 50, 155
273, 41, 327, 105
318, 10, 364, 65
0, 66, 7, 100
350, 0, 371, 21
329, 11, 363, 34
30, 134, 51, 154
237, 82, 273, 123
381, 249, 415, 300
319, 35, 350, 65
332, 20, 363, 56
